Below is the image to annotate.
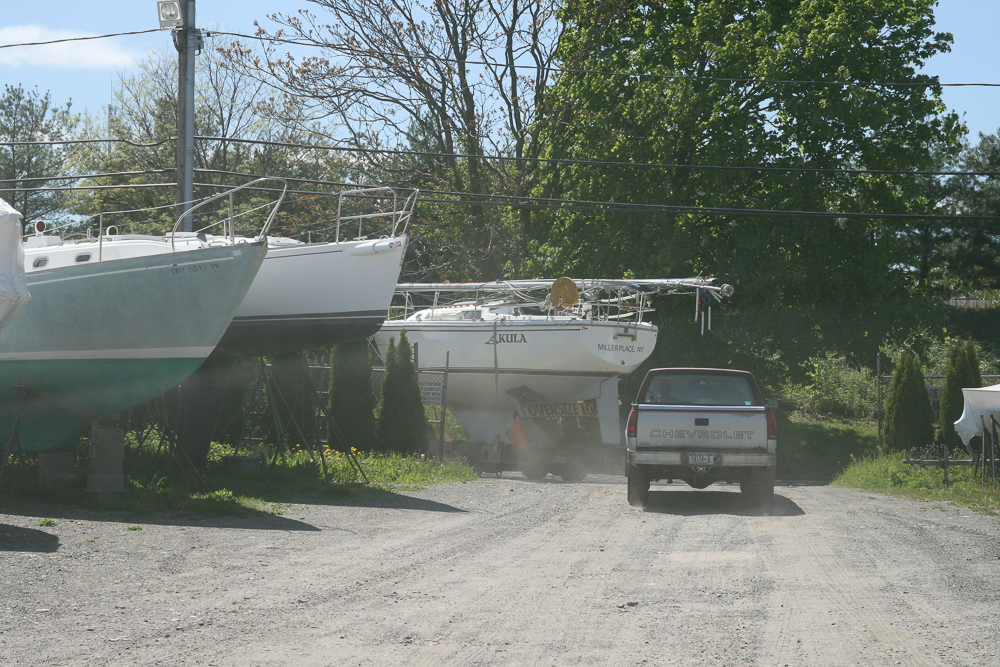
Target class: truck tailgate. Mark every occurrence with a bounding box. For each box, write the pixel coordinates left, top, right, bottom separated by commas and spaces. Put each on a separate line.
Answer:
635, 405, 769, 450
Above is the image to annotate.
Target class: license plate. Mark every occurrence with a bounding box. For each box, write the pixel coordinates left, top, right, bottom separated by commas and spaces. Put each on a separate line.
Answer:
552, 455, 566, 463
688, 452, 714, 465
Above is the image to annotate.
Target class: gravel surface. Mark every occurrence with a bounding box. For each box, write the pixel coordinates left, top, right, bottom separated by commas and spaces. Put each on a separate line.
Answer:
2, 476, 999, 666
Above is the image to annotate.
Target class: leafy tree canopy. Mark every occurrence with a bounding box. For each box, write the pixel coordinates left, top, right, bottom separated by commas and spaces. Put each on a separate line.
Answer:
531, 0, 964, 374
0, 85, 80, 228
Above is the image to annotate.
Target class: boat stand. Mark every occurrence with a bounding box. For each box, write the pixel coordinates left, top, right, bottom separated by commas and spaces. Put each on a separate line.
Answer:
126, 393, 210, 492
0, 386, 37, 492
234, 358, 368, 484
904, 415, 998, 487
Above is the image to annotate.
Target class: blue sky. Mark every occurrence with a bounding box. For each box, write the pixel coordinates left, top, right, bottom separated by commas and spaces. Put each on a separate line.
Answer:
2, 1, 999, 140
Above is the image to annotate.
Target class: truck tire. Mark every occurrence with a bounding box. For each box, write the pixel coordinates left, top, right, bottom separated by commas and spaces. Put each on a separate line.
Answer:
522, 465, 547, 480
744, 466, 775, 507
627, 465, 650, 507
559, 456, 587, 482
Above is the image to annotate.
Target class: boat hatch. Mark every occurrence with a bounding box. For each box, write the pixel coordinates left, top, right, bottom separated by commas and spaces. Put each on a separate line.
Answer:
32, 257, 48, 268
75, 253, 92, 263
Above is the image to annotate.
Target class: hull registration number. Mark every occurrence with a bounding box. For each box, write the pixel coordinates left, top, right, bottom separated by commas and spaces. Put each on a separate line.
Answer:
688, 452, 715, 465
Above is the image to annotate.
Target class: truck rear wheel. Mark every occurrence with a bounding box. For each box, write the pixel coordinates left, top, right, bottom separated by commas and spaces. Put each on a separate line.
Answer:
522, 465, 547, 480
627, 465, 650, 507
559, 456, 587, 482
743, 467, 775, 507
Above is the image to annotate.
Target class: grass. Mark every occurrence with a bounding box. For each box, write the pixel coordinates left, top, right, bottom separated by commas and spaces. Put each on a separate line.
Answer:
776, 412, 878, 480
0, 430, 477, 517
776, 412, 1000, 513
832, 451, 1000, 514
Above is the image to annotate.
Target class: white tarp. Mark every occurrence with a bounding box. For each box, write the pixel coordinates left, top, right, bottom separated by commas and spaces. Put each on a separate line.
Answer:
954, 384, 1000, 447
0, 199, 30, 333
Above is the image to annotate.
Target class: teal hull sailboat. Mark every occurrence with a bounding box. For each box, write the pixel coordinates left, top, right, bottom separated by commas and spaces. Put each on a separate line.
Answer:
0, 242, 267, 452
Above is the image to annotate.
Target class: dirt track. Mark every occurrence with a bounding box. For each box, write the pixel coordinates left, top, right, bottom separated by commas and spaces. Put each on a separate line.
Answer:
2, 476, 999, 666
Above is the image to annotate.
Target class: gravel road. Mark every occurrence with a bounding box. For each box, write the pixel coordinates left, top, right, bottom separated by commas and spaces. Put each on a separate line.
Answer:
2, 476, 999, 666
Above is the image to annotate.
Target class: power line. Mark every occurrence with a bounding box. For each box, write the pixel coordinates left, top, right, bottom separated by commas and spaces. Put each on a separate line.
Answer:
2, 28, 997, 89
0, 168, 172, 184
194, 135, 1000, 179
207, 30, 1000, 89
0, 138, 172, 148
0, 29, 162, 49
6, 135, 996, 178
9, 168, 995, 222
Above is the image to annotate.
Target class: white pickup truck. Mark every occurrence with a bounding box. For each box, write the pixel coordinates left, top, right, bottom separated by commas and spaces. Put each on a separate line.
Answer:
626, 368, 777, 507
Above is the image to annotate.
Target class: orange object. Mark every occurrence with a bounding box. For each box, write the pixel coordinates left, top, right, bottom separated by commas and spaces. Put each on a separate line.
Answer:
506, 416, 529, 450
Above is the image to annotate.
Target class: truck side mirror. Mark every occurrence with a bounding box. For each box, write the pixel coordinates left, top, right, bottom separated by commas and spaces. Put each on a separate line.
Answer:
766, 399, 779, 410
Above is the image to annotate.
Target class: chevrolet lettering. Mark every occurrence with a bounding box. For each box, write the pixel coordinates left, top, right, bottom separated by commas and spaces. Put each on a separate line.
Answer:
649, 429, 755, 440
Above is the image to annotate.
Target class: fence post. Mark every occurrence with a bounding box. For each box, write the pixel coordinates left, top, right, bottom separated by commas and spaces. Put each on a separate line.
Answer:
876, 353, 883, 452
439, 351, 450, 461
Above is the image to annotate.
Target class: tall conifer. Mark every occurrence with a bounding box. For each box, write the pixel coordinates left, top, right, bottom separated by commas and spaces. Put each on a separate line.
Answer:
376, 336, 399, 453
329, 339, 377, 452
884, 351, 935, 452
963, 340, 983, 389
377, 333, 429, 454
936, 342, 965, 448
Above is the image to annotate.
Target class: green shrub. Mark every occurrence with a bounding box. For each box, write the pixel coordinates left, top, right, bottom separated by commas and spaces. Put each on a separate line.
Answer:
329, 339, 378, 452
883, 351, 935, 452
778, 353, 876, 419
377, 331, 429, 455
936, 340, 981, 449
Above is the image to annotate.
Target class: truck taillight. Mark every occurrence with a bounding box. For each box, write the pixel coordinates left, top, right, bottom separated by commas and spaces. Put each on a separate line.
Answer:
766, 408, 777, 440
627, 408, 638, 438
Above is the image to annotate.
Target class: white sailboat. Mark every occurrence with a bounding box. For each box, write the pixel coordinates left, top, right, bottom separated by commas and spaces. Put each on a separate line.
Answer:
26, 184, 414, 358
374, 278, 733, 477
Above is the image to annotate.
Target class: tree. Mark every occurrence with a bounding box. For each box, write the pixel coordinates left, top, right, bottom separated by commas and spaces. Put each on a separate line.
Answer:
884, 351, 935, 452
225, 0, 562, 280
0, 85, 80, 229
963, 339, 983, 389
936, 341, 966, 448
72, 47, 332, 235
329, 339, 378, 451
916, 131, 1000, 295
530, 0, 963, 377
377, 331, 429, 454
936, 339, 983, 450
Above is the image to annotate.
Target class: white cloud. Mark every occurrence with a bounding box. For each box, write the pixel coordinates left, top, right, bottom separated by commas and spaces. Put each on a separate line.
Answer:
0, 25, 138, 69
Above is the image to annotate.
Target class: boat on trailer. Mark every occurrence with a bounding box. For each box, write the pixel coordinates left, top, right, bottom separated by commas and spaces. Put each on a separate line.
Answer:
373, 278, 733, 479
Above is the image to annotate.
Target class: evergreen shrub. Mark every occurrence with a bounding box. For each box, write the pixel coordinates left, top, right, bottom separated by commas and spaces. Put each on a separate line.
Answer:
883, 351, 935, 452
377, 332, 429, 455
329, 339, 378, 452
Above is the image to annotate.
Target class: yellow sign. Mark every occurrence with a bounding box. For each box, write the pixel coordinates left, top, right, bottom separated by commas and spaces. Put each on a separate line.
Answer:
523, 401, 598, 419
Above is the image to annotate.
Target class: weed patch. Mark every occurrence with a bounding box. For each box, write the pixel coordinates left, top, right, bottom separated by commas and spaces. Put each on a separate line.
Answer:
777, 413, 878, 479
1, 432, 476, 517
833, 452, 1000, 514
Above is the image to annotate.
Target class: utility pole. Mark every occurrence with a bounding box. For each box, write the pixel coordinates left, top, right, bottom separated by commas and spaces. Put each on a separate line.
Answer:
159, 0, 200, 232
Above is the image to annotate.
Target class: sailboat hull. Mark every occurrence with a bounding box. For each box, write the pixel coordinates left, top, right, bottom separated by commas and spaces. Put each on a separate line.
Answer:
214, 236, 407, 357
0, 243, 267, 452
374, 318, 657, 443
